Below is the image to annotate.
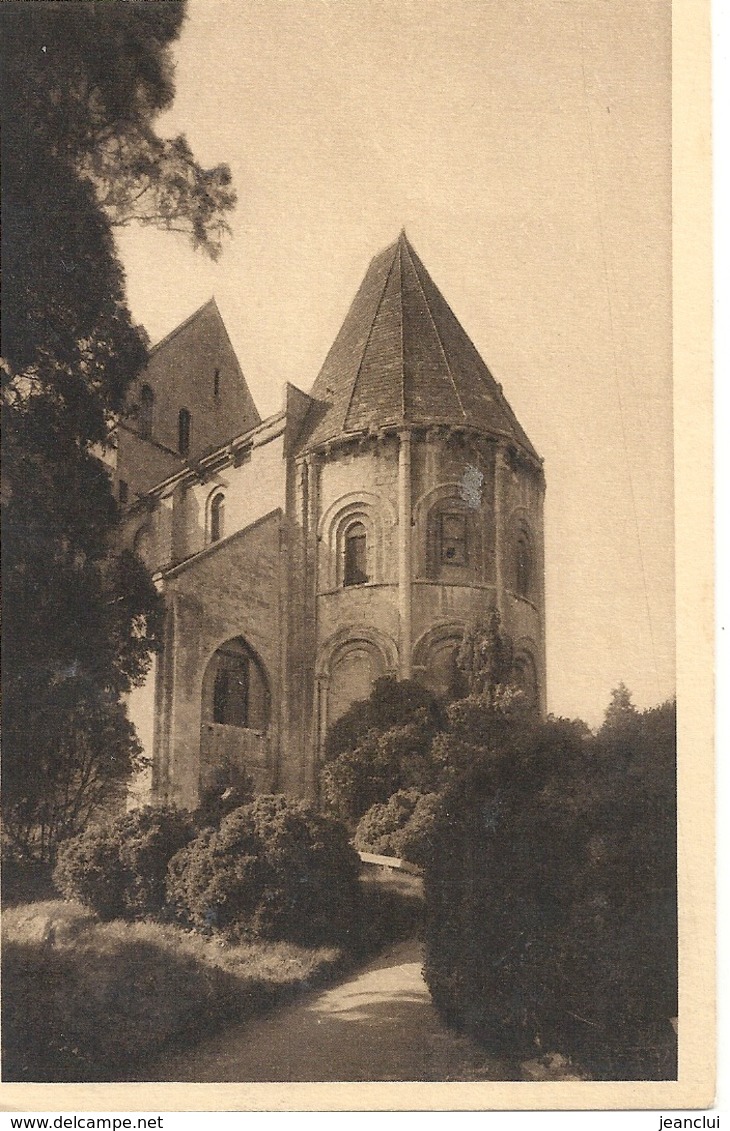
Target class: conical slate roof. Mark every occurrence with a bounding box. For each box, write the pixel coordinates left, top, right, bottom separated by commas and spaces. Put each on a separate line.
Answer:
297, 232, 538, 459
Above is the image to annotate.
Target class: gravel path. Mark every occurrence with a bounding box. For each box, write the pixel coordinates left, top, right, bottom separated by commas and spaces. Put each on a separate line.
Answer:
149, 938, 477, 1082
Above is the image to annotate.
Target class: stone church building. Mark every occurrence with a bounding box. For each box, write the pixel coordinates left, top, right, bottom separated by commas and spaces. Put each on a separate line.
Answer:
112, 233, 546, 807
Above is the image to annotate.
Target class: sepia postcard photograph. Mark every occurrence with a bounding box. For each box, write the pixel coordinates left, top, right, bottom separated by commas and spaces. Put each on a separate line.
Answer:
0, 0, 714, 1114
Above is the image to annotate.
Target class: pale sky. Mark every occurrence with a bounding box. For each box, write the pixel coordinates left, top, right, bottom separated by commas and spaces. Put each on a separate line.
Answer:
117, 0, 674, 728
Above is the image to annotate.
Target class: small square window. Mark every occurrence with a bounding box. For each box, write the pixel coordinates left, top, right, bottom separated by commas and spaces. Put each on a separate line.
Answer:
440, 513, 467, 566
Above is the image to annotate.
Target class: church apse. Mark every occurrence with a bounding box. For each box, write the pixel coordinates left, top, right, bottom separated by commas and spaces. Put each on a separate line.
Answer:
119, 231, 546, 808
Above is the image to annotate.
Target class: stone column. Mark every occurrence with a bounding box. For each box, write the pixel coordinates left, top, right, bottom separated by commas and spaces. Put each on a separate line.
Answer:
398, 430, 413, 678
304, 451, 321, 798
493, 445, 507, 621
537, 467, 548, 717
153, 589, 178, 804
317, 677, 329, 754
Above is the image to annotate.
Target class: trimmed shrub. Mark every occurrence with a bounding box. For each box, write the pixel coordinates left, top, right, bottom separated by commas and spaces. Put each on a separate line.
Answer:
53, 825, 129, 921
322, 711, 440, 823
320, 737, 393, 823
399, 793, 441, 867
166, 794, 361, 946
53, 805, 195, 921
321, 677, 443, 824
354, 790, 440, 867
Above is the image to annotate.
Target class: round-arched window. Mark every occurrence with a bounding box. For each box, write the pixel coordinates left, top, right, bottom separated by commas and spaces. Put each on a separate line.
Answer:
422, 495, 474, 580
210, 492, 225, 543
515, 530, 532, 598
344, 522, 368, 586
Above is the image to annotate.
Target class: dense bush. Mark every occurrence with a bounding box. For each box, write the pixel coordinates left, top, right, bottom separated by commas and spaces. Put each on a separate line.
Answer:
167, 794, 361, 945
320, 740, 394, 823
355, 790, 440, 867
321, 676, 443, 823
423, 694, 677, 1079
323, 677, 441, 763
53, 805, 195, 921
322, 708, 440, 822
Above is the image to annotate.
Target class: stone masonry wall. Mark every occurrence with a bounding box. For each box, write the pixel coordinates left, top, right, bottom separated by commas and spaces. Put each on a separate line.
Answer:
154, 510, 283, 809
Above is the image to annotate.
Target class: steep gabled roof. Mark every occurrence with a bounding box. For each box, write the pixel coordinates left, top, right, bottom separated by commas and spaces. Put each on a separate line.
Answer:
149, 297, 261, 431
128, 297, 261, 473
148, 297, 221, 357
297, 232, 538, 459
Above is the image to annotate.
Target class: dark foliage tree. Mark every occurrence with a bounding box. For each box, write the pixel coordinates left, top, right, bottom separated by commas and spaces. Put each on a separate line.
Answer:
455, 607, 517, 702
320, 678, 442, 822
323, 676, 441, 763
423, 689, 677, 1079
1, 1, 235, 266
320, 617, 530, 822
1, 1, 236, 861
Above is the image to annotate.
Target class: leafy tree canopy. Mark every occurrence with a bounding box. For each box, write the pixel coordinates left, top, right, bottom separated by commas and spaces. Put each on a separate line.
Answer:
2, 0, 236, 424
2, 2, 235, 255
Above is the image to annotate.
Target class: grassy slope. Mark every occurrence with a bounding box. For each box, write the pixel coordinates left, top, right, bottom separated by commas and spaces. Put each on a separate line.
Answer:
2, 867, 424, 1083
2, 900, 346, 1083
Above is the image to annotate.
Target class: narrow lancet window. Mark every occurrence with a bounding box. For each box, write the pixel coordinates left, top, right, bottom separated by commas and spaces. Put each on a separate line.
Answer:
178, 408, 191, 456
344, 522, 368, 586
516, 531, 532, 598
210, 492, 225, 543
